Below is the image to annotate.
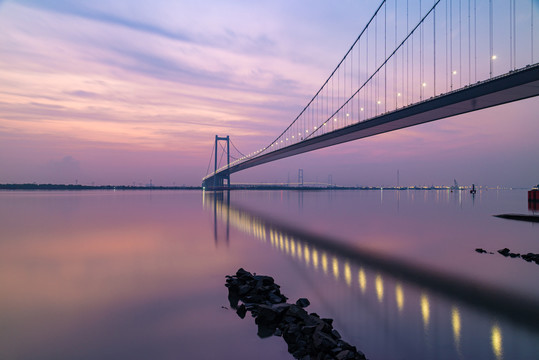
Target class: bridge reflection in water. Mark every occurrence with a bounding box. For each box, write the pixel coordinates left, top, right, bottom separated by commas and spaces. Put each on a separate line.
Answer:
203, 191, 538, 360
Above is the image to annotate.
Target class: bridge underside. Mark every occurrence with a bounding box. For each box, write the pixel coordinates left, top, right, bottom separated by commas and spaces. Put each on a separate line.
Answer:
204, 64, 539, 186
202, 173, 230, 189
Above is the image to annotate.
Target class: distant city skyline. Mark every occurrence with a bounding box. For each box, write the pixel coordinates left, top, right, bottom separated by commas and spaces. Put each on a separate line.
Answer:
1, 0, 538, 187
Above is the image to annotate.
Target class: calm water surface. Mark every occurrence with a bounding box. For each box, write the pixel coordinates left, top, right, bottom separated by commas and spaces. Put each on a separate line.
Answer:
0, 189, 537, 359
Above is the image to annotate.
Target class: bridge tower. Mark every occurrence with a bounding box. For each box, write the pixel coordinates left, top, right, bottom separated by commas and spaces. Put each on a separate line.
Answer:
211, 135, 230, 188
298, 169, 304, 187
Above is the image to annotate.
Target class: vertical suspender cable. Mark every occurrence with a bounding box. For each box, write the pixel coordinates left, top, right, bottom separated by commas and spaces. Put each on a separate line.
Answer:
510, 0, 513, 70
434, 6, 437, 95
420, 0, 423, 100
446, 0, 449, 92
450, 0, 453, 89
459, 0, 462, 87
350, 41, 353, 123
468, 0, 471, 84
395, 0, 398, 109
385, 1, 387, 112
489, 0, 493, 78
474, 0, 477, 82
406, 0, 409, 103
532, 0, 535, 64
513, 0, 520, 70
375, 13, 378, 114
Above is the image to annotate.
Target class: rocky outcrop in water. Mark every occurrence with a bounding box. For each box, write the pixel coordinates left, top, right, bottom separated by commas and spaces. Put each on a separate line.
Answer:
475, 248, 539, 265
225, 268, 367, 360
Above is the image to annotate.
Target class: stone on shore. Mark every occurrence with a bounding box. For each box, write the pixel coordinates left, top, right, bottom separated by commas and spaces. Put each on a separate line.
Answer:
225, 268, 367, 360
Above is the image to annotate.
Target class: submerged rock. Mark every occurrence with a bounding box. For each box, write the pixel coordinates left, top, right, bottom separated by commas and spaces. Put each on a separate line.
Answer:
225, 268, 367, 360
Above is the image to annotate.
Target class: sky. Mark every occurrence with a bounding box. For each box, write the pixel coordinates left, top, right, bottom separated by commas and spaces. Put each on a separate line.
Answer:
0, 0, 538, 187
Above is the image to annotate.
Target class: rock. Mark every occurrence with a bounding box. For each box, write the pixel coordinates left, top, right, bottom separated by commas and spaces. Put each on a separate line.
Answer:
236, 304, 247, 319
475, 248, 487, 253
225, 268, 368, 359
498, 248, 511, 256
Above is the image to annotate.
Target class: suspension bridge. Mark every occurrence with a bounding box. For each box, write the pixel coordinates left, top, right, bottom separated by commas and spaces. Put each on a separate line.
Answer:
203, 0, 539, 189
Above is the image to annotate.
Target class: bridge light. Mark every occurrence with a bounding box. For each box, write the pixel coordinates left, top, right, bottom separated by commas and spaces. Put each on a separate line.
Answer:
452, 70, 457, 75
324, 123, 326, 126
377, 100, 381, 104
491, 55, 497, 60
346, 113, 349, 117
422, 82, 427, 87
292, 135, 294, 139
314, 126, 317, 130
286, 138, 288, 141
280, 140, 283, 143
306, 129, 309, 133
334, 118, 337, 122
397, 93, 401, 97
360, 107, 364, 111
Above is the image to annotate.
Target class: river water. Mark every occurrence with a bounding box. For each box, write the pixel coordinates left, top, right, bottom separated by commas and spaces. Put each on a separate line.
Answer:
0, 189, 537, 359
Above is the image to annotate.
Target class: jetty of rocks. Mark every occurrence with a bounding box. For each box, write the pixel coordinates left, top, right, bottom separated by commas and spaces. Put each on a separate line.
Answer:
225, 268, 367, 360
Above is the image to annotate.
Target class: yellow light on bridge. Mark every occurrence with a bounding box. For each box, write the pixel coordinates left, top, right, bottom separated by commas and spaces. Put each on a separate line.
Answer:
422, 82, 427, 87
346, 113, 349, 117
492, 55, 497, 60
334, 118, 337, 122
397, 93, 401, 97
360, 107, 364, 111
452, 70, 457, 75
377, 100, 381, 104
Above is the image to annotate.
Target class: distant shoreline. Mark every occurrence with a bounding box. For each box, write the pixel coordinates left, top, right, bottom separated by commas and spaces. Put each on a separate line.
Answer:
0, 183, 527, 191
0, 184, 201, 191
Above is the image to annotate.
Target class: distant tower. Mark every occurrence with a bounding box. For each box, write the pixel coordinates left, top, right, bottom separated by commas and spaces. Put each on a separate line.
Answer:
328, 174, 333, 187
298, 169, 304, 186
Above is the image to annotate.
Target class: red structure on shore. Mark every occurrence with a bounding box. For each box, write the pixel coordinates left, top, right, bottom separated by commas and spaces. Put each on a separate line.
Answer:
529, 188, 539, 211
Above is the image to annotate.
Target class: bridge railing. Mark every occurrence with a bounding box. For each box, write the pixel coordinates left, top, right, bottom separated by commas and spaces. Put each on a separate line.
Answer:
205, 0, 538, 180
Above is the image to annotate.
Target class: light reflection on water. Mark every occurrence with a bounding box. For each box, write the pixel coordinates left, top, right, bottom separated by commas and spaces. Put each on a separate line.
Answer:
205, 190, 539, 360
